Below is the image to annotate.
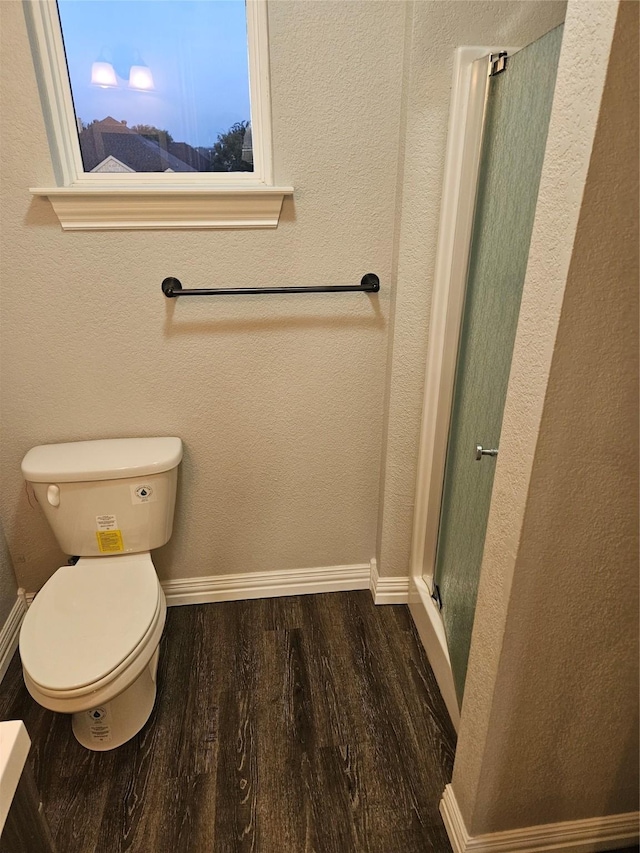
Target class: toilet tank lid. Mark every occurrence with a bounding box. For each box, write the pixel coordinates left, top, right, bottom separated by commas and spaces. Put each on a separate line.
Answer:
21, 437, 183, 483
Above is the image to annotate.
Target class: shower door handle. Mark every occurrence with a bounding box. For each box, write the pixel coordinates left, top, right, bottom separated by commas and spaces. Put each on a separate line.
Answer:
475, 444, 498, 461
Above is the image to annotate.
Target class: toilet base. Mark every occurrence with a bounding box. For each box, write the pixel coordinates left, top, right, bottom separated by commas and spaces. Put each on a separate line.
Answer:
71, 648, 160, 751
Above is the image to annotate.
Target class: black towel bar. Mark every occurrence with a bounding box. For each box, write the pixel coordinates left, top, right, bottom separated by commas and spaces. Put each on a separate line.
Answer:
161, 273, 380, 298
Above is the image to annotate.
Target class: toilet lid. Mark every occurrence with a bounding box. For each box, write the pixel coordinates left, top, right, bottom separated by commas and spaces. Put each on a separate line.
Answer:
20, 554, 160, 692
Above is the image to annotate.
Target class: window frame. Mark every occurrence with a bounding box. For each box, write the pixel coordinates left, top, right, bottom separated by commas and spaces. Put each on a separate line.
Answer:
25, 0, 293, 229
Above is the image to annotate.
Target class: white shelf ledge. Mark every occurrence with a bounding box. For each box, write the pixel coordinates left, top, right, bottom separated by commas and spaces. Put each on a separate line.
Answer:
0, 721, 31, 832
29, 185, 294, 230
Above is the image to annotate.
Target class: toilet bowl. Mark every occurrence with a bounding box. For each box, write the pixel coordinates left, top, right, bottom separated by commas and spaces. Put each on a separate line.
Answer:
19, 436, 182, 750
20, 552, 167, 750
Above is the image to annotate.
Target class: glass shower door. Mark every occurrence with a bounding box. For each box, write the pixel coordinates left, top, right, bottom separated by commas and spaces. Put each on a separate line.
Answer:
433, 26, 563, 704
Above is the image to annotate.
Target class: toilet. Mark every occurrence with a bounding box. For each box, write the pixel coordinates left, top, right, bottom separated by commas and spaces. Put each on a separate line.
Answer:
18, 437, 182, 751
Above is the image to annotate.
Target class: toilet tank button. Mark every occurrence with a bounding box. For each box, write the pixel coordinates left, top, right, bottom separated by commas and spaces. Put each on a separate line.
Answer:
47, 484, 60, 507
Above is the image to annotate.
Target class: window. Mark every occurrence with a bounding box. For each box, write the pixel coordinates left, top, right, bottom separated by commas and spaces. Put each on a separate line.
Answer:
26, 0, 292, 229
58, 1, 253, 175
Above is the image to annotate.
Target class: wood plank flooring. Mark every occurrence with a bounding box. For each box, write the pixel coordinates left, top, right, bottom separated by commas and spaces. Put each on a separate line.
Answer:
0, 592, 457, 853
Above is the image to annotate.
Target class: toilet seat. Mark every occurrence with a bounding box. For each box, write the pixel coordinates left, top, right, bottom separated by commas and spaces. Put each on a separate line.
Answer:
20, 553, 162, 698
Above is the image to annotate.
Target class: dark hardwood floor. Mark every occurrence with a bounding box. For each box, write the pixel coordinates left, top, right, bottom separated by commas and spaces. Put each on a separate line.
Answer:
0, 592, 457, 853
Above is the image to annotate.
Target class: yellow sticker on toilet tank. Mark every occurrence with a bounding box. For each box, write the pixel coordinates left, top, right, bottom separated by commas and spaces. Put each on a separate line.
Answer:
96, 530, 124, 553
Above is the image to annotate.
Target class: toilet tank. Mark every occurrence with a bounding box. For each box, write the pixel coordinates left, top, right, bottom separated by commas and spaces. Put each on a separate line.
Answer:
21, 438, 183, 557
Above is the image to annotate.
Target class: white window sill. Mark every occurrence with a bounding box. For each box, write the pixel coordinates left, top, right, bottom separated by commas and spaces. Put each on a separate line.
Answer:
29, 184, 294, 230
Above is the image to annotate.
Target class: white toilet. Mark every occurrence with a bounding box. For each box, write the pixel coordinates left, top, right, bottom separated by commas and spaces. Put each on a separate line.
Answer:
18, 437, 182, 751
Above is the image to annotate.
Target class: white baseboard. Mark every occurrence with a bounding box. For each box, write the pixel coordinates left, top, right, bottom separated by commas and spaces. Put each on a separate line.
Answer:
408, 576, 460, 730
162, 562, 372, 606
18, 558, 410, 612
0, 597, 26, 683
440, 784, 640, 853
369, 558, 410, 604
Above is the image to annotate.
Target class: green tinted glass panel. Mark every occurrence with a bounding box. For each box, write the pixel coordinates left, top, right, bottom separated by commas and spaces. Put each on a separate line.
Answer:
434, 26, 563, 703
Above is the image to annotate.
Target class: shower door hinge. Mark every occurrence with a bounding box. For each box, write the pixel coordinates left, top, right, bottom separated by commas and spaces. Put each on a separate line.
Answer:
489, 51, 508, 77
431, 583, 443, 611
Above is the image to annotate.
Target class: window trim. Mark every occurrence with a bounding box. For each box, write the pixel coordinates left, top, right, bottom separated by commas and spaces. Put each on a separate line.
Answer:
25, 0, 293, 229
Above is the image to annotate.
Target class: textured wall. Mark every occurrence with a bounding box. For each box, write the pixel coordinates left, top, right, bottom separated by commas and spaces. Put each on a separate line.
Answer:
0, 1, 406, 591
452, 0, 639, 832
376, 0, 566, 577
0, 521, 18, 626
0, 1, 567, 592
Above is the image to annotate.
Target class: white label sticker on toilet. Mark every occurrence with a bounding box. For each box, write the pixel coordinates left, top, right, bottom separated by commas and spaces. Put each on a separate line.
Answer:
96, 514, 117, 531
87, 706, 112, 744
130, 484, 157, 504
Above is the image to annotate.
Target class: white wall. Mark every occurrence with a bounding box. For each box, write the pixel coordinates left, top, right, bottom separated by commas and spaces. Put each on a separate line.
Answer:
0, 0, 566, 595
0, 522, 18, 627
0, 0, 406, 591
452, 0, 639, 832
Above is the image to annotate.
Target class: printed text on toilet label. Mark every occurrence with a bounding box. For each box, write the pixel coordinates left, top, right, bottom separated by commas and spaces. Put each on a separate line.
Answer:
96, 530, 124, 552
87, 707, 112, 744
95, 516, 124, 552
